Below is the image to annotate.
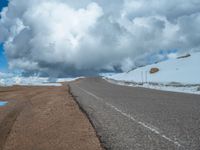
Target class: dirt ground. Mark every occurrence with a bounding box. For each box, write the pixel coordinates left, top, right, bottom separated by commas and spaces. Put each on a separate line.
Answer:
0, 84, 102, 150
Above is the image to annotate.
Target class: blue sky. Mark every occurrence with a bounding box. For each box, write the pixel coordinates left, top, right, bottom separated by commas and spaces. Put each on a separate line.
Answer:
0, 0, 8, 72
0, 44, 8, 71
0, 0, 8, 12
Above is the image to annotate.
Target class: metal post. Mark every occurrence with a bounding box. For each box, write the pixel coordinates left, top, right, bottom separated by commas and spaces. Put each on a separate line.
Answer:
141, 71, 143, 84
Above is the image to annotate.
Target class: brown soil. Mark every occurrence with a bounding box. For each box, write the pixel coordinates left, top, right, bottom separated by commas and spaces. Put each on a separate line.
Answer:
0, 85, 102, 150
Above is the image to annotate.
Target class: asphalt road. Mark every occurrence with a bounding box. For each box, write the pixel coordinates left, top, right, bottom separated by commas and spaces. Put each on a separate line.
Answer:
70, 77, 200, 150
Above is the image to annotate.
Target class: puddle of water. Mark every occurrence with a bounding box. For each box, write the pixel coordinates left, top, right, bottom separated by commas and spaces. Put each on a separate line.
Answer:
0, 101, 8, 107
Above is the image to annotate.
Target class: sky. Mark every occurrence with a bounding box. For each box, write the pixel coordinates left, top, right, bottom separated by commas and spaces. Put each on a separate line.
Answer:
0, 44, 8, 71
0, 0, 200, 77
0, 0, 8, 72
0, 0, 7, 12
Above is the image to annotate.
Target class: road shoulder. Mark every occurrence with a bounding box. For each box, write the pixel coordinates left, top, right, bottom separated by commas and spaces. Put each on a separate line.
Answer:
0, 85, 102, 150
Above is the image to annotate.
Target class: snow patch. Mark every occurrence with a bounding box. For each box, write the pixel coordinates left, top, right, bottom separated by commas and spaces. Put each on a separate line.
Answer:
105, 78, 200, 95
0, 74, 81, 86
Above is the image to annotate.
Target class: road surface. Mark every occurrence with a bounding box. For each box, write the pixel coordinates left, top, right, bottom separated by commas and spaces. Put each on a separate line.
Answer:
70, 77, 200, 150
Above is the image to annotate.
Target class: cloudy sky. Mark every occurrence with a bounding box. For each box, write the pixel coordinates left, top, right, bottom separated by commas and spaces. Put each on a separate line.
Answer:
0, 0, 200, 77
0, 0, 8, 72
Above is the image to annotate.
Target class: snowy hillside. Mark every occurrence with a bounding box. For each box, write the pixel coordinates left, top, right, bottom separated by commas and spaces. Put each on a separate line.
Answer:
109, 52, 200, 84
106, 52, 200, 94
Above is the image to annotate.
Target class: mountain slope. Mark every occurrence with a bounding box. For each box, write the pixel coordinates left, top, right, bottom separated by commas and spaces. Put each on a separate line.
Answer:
110, 52, 200, 84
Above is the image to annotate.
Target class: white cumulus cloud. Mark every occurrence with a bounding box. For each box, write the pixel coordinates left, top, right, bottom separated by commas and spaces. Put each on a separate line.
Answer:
0, 0, 200, 77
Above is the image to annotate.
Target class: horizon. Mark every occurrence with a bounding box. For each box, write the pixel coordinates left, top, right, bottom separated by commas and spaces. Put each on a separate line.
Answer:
0, 1, 200, 149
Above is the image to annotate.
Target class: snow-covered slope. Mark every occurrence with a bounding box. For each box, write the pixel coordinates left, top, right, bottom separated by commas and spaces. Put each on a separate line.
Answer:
0, 73, 80, 86
106, 52, 200, 94
109, 52, 200, 84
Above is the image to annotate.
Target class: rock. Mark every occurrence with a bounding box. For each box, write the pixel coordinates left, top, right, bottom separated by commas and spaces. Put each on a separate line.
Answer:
150, 67, 159, 74
177, 53, 191, 59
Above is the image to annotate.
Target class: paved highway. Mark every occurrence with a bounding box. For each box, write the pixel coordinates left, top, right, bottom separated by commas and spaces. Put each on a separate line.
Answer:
69, 77, 200, 150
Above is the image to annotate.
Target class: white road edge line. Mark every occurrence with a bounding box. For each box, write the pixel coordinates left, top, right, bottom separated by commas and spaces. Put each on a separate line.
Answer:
77, 86, 182, 148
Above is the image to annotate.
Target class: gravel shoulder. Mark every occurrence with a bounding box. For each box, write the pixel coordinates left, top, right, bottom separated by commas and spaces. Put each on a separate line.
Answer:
0, 84, 102, 150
